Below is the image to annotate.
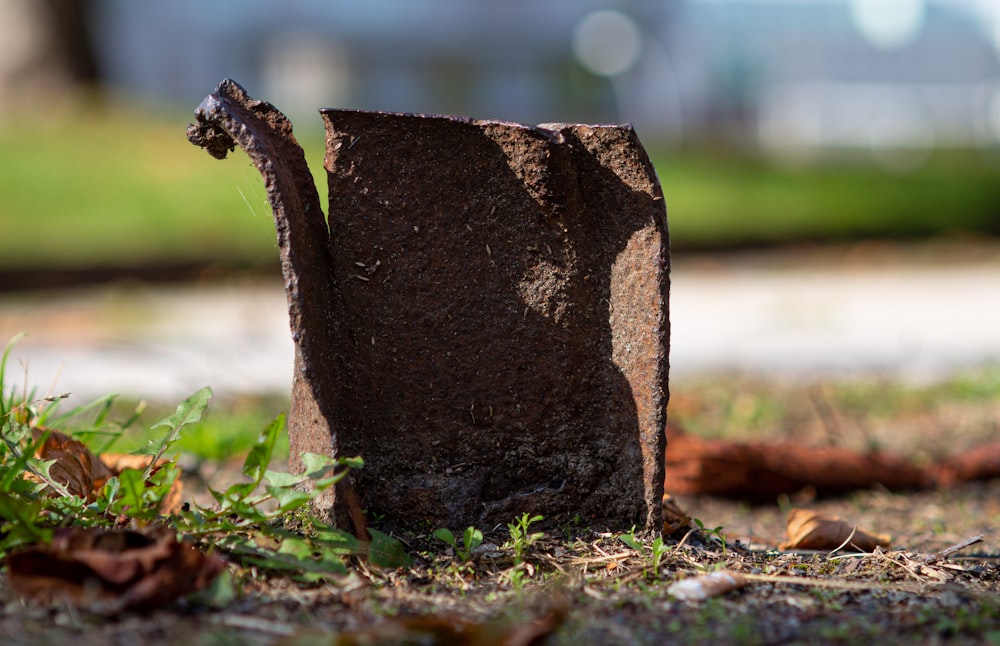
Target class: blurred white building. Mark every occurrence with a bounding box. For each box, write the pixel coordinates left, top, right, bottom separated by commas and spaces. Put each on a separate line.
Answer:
88, 0, 1000, 157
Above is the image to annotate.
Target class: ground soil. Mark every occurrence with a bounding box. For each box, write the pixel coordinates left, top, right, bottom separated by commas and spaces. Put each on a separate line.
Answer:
3, 488, 998, 645
2, 371, 999, 645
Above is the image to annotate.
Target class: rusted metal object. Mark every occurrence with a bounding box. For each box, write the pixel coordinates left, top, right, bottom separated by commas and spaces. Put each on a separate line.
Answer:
188, 79, 669, 533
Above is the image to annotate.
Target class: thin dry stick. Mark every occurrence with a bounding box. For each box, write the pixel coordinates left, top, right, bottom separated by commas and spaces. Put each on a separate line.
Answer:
590, 541, 612, 559
545, 556, 569, 576
826, 526, 859, 557
899, 552, 950, 582
922, 535, 984, 565
673, 526, 699, 553
871, 547, 926, 582
569, 551, 635, 566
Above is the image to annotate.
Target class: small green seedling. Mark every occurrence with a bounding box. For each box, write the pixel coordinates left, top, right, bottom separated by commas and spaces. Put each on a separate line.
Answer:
433, 526, 483, 562
694, 518, 728, 554
505, 512, 544, 563
649, 536, 670, 578
619, 528, 671, 578
619, 526, 643, 552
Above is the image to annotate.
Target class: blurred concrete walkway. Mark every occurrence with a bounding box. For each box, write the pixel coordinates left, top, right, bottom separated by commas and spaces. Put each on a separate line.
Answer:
2, 245, 999, 404
669, 249, 1000, 379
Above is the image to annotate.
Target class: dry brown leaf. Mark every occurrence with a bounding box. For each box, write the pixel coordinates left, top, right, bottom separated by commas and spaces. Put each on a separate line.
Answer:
31, 427, 113, 499
666, 422, 1000, 499
99, 453, 184, 515
667, 569, 748, 601
779, 508, 891, 552
98, 453, 162, 473
931, 442, 1000, 487
28, 427, 183, 513
5, 525, 225, 614
662, 494, 692, 535
664, 425, 927, 501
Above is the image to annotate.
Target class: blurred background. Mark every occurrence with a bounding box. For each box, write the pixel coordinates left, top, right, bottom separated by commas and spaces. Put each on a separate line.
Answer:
2, 0, 1000, 401
4, 0, 1000, 271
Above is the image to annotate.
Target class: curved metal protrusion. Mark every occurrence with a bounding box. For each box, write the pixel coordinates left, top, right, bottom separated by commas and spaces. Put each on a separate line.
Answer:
187, 79, 331, 370
188, 79, 367, 538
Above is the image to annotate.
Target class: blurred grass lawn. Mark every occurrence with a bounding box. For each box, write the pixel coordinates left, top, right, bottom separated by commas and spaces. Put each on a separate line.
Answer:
3, 108, 1000, 270
0, 109, 318, 269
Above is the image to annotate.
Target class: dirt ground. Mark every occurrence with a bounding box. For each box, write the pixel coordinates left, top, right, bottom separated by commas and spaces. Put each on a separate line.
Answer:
2, 371, 1000, 645
2, 487, 998, 645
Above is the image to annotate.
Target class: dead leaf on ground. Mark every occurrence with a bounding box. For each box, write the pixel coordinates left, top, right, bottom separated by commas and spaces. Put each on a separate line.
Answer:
31, 426, 114, 499
99, 452, 185, 515
779, 508, 891, 552
663, 424, 927, 500
930, 442, 1000, 488
662, 494, 692, 535
667, 569, 748, 601
30, 426, 183, 513
5, 525, 225, 614
665, 423, 1000, 501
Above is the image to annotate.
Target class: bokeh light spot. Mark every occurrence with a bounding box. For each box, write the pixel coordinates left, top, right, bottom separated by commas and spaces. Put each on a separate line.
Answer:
849, 0, 925, 50
572, 10, 642, 78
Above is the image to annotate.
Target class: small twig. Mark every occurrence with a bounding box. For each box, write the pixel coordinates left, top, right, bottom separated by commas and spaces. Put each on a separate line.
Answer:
872, 547, 926, 582
826, 526, 859, 557
569, 551, 634, 566
536, 551, 568, 575
922, 535, 984, 565
590, 542, 612, 559
673, 526, 699, 553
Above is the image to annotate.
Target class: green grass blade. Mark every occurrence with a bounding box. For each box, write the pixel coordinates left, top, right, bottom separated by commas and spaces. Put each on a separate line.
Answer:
93, 400, 146, 455
41, 393, 118, 429
241, 414, 285, 484
0, 334, 27, 419
140, 386, 212, 479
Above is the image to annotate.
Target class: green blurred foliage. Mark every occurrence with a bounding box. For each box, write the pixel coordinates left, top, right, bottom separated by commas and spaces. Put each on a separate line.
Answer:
3, 109, 1000, 271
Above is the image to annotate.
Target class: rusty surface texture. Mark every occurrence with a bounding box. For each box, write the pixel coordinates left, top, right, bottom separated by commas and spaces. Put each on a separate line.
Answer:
189, 79, 669, 532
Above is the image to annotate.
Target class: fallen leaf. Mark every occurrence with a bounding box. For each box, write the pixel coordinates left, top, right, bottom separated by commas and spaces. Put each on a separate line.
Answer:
930, 442, 1000, 487
667, 569, 748, 601
664, 424, 927, 501
5, 525, 225, 614
99, 452, 165, 473
31, 427, 113, 499
662, 494, 692, 535
99, 453, 184, 515
779, 508, 891, 552
29, 426, 183, 514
